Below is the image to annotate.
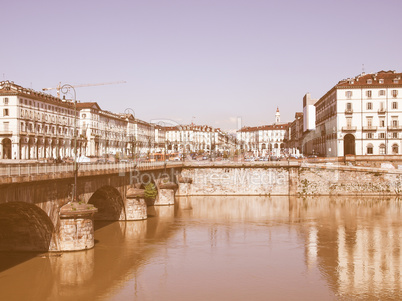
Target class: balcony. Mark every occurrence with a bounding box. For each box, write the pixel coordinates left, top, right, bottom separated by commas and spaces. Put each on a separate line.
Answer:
341, 126, 357, 132
378, 108, 386, 114
0, 131, 12, 136
344, 109, 353, 114
362, 126, 377, 131
387, 125, 402, 131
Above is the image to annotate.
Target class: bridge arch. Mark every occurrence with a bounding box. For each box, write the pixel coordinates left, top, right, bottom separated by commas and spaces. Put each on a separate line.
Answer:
88, 186, 125, 220
0, 202, 54, 251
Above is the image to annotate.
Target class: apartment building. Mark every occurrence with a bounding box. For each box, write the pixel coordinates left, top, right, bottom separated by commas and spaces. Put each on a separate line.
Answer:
164, 124, 232, 154
0, 81, 78, 160
237, 108, 290, 157
305, 70, 402, 156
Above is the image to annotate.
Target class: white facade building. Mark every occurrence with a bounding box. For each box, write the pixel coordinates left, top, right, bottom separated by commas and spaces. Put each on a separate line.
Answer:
0, 81, 78, 160
237, 108, 290, 156
305, 70, 402, 156
165, 124, 233, 154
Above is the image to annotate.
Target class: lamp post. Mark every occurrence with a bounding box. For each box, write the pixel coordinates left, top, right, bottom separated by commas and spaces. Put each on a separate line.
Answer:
61, 84, 78, 202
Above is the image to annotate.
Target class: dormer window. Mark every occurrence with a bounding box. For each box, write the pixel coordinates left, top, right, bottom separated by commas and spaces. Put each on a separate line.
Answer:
379, 79, 384, 84
367, 79, 372, 84
394, 78, 400, 84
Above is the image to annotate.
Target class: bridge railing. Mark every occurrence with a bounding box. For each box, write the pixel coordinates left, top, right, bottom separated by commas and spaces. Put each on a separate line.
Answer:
0, 161, 184, 177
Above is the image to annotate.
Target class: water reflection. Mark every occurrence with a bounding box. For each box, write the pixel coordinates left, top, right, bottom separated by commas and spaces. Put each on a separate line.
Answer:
0, 197, 400, 301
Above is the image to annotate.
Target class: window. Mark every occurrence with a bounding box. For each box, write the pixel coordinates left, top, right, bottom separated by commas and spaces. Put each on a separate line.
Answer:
393, 79, 399, 84
392, 144, 399, 154
380, 118, 385, 127
346, 117, 352, 128
392, 119, 398, 127
380, 102, 385, 110
346, 103, 352, 110
367, 144, 373, 154
366, 133, 373, 139
392, 90, 398, 98
4, 97, 8, 104
392, 102, 398, 109
367, 79, 372, 84
3, 109, 9, 116
379, 90, 386, 96
366, 90, 372, 98
3, 122, 9, 132
367, 117, 373, 127
367, 102, 372, 110
393, 132, 398, 139
379, 79, 384, 84
346, 91, 352, 99
379, 144, 386, 155
379, 133, 386, 139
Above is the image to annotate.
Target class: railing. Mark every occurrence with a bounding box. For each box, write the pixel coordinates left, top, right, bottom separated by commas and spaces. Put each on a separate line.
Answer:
341, 126, 357, 132
362, 126, 377, 131
387, 125, 402, 131
0, 161, 183, 177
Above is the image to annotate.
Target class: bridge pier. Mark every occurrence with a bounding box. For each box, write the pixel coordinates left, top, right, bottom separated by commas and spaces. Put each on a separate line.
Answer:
177, 175, 193, 196
125, 187, 147, 220
56, 202, 97, 251
154, 180, 178, 206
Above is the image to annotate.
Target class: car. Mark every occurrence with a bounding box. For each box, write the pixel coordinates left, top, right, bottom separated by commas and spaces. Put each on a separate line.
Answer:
270, 156, 279, 161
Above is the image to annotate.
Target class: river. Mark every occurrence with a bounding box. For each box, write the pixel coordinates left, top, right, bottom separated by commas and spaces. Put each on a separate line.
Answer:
0, 196, 401, 301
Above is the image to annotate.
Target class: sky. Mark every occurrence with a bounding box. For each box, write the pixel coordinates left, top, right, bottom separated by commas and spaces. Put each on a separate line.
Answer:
2, 0, 402, 132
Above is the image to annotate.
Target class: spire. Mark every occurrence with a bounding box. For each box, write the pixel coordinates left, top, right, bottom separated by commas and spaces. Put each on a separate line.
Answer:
275, 107, 280, 124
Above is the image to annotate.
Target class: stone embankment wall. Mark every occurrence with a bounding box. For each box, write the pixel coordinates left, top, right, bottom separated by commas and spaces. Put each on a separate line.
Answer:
178, 165, 402, 196
179, 167, 290, 195
298, 166, 402, 195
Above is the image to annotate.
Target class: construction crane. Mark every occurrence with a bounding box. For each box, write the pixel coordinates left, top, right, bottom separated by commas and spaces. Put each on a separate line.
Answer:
42, 81, 126, 98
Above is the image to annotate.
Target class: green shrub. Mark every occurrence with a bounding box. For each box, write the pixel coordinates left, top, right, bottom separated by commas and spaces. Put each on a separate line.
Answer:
144, 183, 158, 200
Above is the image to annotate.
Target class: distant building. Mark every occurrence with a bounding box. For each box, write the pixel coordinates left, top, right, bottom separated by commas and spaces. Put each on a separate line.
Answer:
303, 70, 402, 156
237, 108, 290, 156
287, 112, 303, 155
164, 124, 233, 154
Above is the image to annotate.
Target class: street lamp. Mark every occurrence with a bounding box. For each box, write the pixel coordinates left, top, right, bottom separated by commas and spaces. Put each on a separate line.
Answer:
124, 108, 136, 161
61, 84, 78, 202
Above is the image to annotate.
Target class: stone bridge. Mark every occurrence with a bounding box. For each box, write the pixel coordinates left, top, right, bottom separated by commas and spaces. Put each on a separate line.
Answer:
0, 161, 183, 252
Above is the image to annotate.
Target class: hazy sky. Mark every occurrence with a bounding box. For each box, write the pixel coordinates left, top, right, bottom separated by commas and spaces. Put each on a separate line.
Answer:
2, 0, 402, 132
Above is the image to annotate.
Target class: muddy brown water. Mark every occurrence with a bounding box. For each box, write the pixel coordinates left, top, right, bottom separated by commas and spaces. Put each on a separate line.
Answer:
0, 196, 401, 301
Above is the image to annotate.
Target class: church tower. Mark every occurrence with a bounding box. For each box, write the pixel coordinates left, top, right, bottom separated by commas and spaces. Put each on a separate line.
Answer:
275, 107, 280, 124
